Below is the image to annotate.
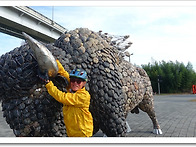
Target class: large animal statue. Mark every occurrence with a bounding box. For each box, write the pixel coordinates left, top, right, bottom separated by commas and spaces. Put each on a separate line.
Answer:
0, 28, 162, 137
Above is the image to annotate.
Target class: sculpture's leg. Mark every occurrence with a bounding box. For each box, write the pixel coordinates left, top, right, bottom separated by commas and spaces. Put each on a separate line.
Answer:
89, 74, 127, 137
126, 121, 131, 133
102, 121, 130, 137
138, 96, 162, 135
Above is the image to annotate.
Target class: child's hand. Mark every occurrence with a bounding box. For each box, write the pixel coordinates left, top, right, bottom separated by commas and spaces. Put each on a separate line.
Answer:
37, 69, 50, 84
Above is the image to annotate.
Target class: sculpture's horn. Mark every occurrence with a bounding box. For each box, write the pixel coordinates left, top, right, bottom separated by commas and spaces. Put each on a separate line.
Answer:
22, 32, 58, 77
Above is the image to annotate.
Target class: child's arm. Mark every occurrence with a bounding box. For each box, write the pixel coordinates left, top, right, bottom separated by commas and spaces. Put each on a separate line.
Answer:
46, 81, 90, 107
56, 60, 70, 83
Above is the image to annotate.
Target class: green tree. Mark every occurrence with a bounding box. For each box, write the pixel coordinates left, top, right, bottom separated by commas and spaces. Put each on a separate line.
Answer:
142, 60, 196, 94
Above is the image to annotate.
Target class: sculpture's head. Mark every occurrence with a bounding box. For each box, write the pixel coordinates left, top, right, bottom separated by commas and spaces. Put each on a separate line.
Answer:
22, 32, 58, 78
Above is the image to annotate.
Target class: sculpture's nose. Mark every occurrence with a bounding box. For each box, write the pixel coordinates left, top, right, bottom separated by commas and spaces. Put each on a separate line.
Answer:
22, 32, 58, 77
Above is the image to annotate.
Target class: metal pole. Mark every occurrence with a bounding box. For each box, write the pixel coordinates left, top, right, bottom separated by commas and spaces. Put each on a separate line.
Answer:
129, 53, 133, 62
52, 6, 54, 25
158, 77, 160, 95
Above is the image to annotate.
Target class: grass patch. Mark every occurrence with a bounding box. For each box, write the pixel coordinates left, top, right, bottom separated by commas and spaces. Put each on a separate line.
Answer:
190, 99, 196, 102
154, 93, 191, 96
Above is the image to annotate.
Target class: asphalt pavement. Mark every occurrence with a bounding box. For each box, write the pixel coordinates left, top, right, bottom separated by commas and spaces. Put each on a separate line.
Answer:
0, 94, 196, 138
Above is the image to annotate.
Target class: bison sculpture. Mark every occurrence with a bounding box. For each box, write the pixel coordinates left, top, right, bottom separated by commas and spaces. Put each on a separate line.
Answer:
0, 28, 162, 137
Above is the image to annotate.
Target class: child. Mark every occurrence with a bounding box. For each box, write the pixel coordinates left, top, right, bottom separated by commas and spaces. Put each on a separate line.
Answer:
38, 60, 93, 137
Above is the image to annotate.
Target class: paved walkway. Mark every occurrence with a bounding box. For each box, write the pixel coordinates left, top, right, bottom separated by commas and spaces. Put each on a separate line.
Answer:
0, 94, 196, 138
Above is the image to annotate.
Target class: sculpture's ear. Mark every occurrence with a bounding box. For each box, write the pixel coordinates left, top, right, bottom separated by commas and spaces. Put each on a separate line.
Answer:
22, 32, 58, 78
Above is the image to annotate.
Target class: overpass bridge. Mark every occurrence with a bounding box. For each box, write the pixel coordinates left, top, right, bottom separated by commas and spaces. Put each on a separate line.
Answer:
0, 6, 68, 43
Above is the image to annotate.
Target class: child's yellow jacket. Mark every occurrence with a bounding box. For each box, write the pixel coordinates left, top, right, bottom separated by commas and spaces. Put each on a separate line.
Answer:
45, 60, 93, 137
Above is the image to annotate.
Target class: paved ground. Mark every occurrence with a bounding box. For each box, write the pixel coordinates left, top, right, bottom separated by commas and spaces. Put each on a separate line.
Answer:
0, 105, 15, 137
0, 94, 196, 138
126, 94, 196, 137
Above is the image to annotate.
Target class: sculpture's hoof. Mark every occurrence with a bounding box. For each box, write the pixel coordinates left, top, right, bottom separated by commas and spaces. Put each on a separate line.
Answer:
126, 121, 131, 133
153, 129, 163, 134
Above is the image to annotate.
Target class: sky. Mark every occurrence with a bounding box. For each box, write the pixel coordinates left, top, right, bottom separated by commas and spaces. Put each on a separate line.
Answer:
1, 1, 196, 71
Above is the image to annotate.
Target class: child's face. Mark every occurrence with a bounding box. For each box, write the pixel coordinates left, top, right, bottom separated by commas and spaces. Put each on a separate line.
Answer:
70, 78, 86, 92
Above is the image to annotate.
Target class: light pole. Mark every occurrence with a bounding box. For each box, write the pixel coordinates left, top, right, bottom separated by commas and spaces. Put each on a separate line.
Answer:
157, 75, 161, 95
